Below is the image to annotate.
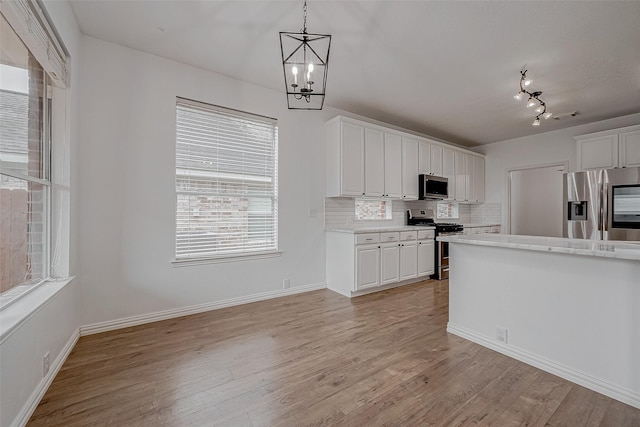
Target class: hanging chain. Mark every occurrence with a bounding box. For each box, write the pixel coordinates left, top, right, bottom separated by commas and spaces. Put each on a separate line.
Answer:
302, 0, 308, 33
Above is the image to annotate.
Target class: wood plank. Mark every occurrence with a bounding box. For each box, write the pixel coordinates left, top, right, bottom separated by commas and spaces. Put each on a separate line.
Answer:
27, 280, 640, 426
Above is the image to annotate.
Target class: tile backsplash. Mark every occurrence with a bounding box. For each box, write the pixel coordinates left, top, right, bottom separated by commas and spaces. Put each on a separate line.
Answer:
325, 198, 501, 229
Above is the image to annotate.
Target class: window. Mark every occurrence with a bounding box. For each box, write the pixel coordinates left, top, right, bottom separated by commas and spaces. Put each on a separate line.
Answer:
0, 16, 51, 297
355, 199, 392, 220
437, 202, 459, 219
175, 98, 278, 260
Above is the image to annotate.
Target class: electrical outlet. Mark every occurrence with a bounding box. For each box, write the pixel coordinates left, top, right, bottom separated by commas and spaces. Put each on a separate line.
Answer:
283, 279, 291, 289
496, 327, 508, 344
43, 352, 50, 377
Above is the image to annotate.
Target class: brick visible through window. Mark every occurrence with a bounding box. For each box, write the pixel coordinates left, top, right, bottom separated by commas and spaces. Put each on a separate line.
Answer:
355, 199, 392, 220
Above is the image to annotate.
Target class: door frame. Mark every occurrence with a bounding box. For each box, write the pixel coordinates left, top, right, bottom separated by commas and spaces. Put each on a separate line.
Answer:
505, 161, 569, 235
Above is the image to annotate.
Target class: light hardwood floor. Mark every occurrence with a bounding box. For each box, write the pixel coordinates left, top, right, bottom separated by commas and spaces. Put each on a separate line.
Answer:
29, 280, 640, 426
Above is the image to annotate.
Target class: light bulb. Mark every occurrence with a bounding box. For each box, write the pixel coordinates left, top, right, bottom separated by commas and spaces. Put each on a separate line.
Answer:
543, 112, 553, 119
532, 118, 541, 126
535, 104, 544, 113
308, 63, 314, 73
526, 98, 536, 108
514, 91, 524, 101
292, 66, 298, 85
523, 77, 532, 86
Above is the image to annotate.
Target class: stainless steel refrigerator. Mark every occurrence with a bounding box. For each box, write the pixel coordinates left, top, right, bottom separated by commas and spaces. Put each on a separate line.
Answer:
563, 167, 640, 241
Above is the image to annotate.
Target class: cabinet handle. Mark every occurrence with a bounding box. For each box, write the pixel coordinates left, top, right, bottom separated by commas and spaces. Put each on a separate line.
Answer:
365, 238, 373, 241
378, 246, 381, 249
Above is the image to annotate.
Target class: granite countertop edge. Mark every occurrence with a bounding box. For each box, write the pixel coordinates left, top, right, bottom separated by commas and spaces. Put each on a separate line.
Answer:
437, 234, 640, 261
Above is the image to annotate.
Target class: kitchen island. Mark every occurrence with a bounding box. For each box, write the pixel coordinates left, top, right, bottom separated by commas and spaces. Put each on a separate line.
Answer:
439, 233, 640, 409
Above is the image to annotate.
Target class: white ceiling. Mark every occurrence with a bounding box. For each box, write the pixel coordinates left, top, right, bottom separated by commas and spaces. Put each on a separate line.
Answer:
68, 1, 640, 147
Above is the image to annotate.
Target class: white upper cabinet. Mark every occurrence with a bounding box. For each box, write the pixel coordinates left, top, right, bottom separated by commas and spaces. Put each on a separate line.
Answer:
326, 118, 364, 197
384, 133, 403, 198
430, 144, 444, 177
464, 153, 474, 202
577, 134, 619, 170
326, 116, 485, 202
473, 156, 485, 203
576, 125, 640, 171
401, 137, 419, 200
364, 128, 385, 197
454, 151, 466, 202
419, 140, 431, 174
442, 147, 455, 200
620, 129, 640, 168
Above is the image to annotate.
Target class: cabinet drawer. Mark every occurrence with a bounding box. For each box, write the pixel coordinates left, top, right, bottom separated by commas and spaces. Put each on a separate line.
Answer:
399, 231, 418, 241
356, 233, 379, 245
379, 232, 399, 243
417, 229, 435, 240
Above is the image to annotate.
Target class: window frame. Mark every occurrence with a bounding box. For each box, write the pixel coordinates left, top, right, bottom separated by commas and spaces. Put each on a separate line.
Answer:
172, 97, 280, 265
0, 67, 52, 307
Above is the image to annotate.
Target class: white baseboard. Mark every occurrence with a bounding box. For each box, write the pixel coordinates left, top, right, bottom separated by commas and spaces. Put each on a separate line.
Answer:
11, 329, 80, 427
447, 322, 640, 410
80, 282, 327, 336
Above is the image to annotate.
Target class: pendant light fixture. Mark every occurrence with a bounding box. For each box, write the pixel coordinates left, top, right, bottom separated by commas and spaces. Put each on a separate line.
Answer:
514, 67, 552, 126
280, 0, 331, 110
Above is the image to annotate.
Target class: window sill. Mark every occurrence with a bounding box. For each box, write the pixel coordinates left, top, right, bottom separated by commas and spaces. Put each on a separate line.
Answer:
0, 277, 75, 343
171, 251, 282, 267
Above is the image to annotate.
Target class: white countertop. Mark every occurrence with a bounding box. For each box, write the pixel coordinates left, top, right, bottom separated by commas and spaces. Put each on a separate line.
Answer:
325, 225, 434, 233
437, 233, 640, 261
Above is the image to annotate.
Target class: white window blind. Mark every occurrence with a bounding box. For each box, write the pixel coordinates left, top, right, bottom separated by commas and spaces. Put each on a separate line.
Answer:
175, 98, 278, 260
0, 0, 69, 87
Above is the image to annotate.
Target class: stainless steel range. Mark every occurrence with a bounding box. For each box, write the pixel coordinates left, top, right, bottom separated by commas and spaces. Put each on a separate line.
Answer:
407, 209, 463, 280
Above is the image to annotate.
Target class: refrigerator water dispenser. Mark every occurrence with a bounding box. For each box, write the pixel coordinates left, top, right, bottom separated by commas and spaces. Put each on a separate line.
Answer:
568, 201, 588, 221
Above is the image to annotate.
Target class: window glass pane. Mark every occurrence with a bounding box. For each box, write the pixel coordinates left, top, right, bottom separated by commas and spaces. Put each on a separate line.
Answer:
355, 199, 392, 220
0, 175, 46, 292
175, 99, 278, 258
0, 15, 46, 180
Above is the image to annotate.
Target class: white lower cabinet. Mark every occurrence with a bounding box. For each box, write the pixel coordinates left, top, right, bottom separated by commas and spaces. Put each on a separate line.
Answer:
380, 242, 400, 285
417, 239, 435, 277
355, 244, 381, 290
326, 230, 435, 297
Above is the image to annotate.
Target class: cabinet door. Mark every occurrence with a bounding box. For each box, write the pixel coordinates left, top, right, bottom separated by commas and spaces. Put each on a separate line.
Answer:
384, 133, 402, 198
620, 129, 640, 168
417, 240, 435, 277
442, 147, 455, 200
430, 144, 443, 177
464, 154, 474, 202
380, 243, 400, 285
341, 122, 365, 196
454, 151, 466, 202
419, 140, 431, 174
400, 241, 418, 280
402, 137, 419, 200
364, 128, 384, 197
356, 245, 380, 290
473, 156, 485, 203
578, 134, 619, 170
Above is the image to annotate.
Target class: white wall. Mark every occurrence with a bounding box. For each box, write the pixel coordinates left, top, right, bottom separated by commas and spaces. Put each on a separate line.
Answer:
475, 113, 640, 228
1, 2, 82, 426
448, 243, 640, 408
77, 36, 338, 327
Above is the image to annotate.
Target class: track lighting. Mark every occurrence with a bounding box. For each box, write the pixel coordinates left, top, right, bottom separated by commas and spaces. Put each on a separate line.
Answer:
514, 68, 552, 126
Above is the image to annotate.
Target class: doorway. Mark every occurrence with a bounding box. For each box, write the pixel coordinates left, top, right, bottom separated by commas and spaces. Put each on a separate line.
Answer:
508, 163, 566, 237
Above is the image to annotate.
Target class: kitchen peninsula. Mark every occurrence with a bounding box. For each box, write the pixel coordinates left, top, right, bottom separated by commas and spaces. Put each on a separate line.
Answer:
440, 233, 640, 409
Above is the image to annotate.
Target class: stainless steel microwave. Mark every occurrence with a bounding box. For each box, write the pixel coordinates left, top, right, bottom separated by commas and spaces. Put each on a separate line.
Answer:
419, 174, 448, 200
